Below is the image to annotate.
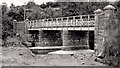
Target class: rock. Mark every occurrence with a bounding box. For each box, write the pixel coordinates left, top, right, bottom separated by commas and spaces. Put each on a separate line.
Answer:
16, 33, 20, 36
81, 62, 85, 65
97, 52, 104, 59
19, 53, 23, 55
70, 54, 74, 56
95, 58, 106, 64
91, 63, 94, 65
94, 58, 97, 61
80, 58, 84, 60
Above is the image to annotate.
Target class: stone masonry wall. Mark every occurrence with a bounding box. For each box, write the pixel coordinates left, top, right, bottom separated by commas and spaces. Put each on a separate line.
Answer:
95, 5, 120, 67
95, 12, 106, 55
14, 22, 25, 35
13, 21, 28, 42
103, 8, 119, 67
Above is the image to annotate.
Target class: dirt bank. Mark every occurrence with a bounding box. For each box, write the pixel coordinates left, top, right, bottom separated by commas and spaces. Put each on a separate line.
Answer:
2, 46, 108, 66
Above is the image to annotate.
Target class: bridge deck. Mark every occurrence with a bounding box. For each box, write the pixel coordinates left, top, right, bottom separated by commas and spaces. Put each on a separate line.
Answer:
28, 27, 95, 30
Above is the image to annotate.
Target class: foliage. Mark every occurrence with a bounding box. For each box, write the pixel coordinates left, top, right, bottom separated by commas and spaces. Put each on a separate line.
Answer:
2, 3, 7, 15
39, 3, 47, 9
7, 8, 24, 21
6, 2, 110, 21
2, 3, 14, 43
2, 15, 13, 41
26, 1, 36, 9
3, 1, 120, 42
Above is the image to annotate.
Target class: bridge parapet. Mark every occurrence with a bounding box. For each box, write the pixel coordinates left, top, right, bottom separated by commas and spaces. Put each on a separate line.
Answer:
27, 14, 95, 28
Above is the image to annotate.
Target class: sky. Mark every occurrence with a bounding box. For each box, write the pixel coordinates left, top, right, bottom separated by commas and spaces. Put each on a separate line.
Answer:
0, 0, 118, 7
0, 0, 55, 7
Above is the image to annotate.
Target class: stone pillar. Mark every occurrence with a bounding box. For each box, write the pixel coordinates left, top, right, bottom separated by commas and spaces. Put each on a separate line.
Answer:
94, 9, 103, 54
103, 5, 119, 66
24, 19, 29, 41
103, 5, 116, 54
62, 28, 70, 50
62, 28, 69, 46
39, 30, 44, 46
36, 30, 43, 46
25, 19, 29, 35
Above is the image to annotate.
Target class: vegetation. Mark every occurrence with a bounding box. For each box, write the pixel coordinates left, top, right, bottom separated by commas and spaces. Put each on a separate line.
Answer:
2, 1, 120, 44
6, 2, 110, 20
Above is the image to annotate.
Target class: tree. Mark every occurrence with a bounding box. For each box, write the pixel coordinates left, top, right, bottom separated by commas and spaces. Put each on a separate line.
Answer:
7, 6, 24, 21
2, 2, 7, 15
2, 15, 13, 44
40, 3, 47, 9
26, 6, 44, 20
26, 1, 36, 9
46, 2, 53, 7
10, 3, 15, 10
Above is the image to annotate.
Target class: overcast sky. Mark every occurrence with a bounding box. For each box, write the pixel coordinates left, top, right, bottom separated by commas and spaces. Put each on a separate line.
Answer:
0, 0, 118, 7
1, 0, 54, 7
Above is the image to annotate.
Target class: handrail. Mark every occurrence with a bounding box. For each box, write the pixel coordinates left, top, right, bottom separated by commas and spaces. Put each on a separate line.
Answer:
22, 14, 96, 28
29, 14, 95, 23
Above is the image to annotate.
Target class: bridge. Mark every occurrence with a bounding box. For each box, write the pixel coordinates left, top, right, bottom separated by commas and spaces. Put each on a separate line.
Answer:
22, 14, 95, 51
13, 5, 116, 54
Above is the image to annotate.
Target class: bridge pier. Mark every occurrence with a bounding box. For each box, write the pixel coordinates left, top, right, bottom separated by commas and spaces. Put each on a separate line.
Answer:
62, 29, 69, 46
37, 30, 44, 46
62, 29, 70, 50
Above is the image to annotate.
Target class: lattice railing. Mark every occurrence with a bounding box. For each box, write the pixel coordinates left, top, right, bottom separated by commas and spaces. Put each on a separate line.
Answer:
27, 14, 95, 28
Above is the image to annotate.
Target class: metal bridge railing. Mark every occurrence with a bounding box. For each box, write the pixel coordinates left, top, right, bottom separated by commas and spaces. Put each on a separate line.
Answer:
27, 14, 95, 28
